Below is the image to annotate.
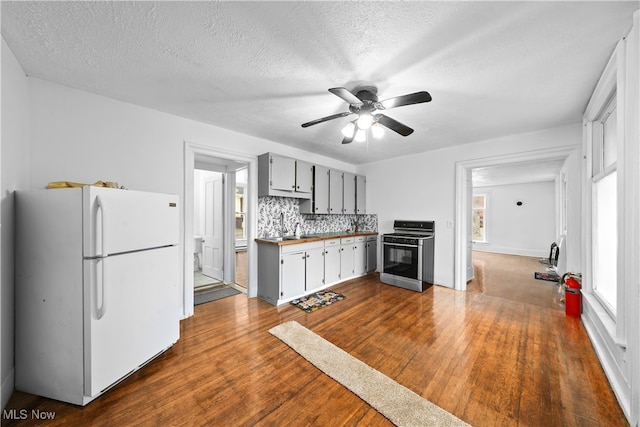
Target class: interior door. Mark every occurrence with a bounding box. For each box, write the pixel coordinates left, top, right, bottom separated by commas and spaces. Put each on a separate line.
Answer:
203, 174, 224, 280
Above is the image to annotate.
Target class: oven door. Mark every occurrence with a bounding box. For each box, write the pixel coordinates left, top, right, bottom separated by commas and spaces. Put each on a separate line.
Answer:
382, 241, 421, 280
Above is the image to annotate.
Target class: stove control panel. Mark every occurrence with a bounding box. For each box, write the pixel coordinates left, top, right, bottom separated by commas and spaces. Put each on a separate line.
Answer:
382, 236, 420, 245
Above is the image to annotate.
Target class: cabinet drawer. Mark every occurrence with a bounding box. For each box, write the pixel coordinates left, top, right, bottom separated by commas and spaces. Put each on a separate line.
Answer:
366, 235, 378, 242
341, 237, 354, 244
324, 238, 340, 247
355, 236, 366, 243
281, 240, 324, 254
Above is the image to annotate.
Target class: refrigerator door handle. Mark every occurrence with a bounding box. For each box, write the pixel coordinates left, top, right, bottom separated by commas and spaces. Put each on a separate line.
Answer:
96, 195, 106, 256
95, 195, 107, 320
96, 259, 107, 320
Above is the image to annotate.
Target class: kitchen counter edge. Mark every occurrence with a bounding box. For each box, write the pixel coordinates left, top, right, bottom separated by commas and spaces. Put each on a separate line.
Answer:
255, 231, 378, 246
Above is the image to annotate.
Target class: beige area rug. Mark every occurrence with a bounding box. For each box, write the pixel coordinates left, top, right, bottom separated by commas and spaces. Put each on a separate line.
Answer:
269, 321, 470, 427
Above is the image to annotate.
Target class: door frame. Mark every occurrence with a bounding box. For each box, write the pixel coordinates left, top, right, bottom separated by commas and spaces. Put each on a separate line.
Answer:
183, 141, 258, 318
454, 146, 576, 291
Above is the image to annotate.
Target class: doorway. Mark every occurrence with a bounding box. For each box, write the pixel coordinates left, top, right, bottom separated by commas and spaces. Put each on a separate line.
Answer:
182, 141, 258, 318
193, 169, 225, 291
454, 146, 576, 291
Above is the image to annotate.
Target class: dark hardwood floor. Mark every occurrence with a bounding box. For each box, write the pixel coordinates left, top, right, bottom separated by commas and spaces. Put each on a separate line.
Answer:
4, 254, 627, 426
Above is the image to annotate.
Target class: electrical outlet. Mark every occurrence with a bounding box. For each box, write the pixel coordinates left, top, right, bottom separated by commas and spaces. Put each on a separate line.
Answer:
446, 220, 454, 228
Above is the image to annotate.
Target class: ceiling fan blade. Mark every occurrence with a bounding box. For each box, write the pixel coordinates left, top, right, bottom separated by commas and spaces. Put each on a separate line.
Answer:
341, 135, 354, 144
301, 111, 353, 128
376, 114, 414, 136
380, 91, 432, 110
329, 87, 363, 105
341, 120, 356, 144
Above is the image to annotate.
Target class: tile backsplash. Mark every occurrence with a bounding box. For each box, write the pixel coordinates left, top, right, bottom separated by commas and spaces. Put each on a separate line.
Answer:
258, 196, 377, 238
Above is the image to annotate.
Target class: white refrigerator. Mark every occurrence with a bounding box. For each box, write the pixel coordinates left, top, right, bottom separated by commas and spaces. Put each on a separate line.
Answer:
15, 186, 180, 405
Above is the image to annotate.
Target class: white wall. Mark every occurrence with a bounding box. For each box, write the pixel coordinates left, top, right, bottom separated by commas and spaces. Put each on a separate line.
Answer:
473, 181, 556, 258
1, 39, 31, 409
560, 150, 582, 274
28, 78, 356, 193
357, 124, 582, 287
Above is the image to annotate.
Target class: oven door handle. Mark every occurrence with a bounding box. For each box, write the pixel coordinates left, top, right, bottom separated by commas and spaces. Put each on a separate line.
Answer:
382, 242, 419, 248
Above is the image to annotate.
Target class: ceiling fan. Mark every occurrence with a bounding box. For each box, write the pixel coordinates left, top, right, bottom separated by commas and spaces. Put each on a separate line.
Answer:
301, 86, 432, 144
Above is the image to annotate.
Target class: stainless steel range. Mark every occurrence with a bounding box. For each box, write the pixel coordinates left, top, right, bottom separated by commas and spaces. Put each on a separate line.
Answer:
380, 220, 435, 292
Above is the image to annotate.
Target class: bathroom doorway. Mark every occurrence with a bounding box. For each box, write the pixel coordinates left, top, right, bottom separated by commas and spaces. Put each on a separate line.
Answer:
192, 162, 249, 302
182, 141, 258, 318
193, 169, 224, 291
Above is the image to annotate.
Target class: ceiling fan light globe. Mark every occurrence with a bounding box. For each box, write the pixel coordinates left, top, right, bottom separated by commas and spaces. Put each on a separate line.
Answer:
355, 129, 367, 143
371, 122, 384, 139
341, 122, 356, 138
356, 114, 373, 130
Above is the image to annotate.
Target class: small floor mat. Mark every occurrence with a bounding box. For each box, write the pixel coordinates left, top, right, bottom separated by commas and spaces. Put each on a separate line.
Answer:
290, 290, 345, 312
195, 286, 241, 305
535, 272, 560, 282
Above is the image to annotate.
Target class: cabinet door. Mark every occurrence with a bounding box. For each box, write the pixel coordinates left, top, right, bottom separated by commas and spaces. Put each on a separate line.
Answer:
343, 172, 356, 214
329, 169, 343, 214
340, 244, 355, 280
314, 165, 330, 214
270, 155, 296, 192
281, 252, 306, 299
324, 245, 341, 284
356, 175, 366, 214
366, 240, 377, 273
305, 247, 325, 290
354, 243, 366, 276
295, 160, 313, 194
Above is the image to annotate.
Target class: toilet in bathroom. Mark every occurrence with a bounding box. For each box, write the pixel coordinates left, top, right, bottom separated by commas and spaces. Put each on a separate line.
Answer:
194, 236, 203, 271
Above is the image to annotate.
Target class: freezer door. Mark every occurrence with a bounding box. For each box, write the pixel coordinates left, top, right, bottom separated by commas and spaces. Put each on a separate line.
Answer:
83, 187, 178, 257
83, 246, 180, 397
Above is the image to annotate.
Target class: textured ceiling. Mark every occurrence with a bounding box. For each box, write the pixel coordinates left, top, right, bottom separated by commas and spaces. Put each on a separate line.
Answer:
472, 159, 566, 187
2, 1, 638, 165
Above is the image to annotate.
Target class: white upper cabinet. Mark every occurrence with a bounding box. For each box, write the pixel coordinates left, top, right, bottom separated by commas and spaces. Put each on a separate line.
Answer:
342, 172, 356, 214
258, 153, 313, 199
329, 169, 343, 214
295, 160, 313, 194
356, 175, 366, 214
301, 165, 330, 214
260, 152, 367, 214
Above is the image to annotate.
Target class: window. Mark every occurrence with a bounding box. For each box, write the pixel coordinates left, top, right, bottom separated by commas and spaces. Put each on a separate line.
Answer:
472, 194, 486, 242
591, 96, 618, 316
235, 168, 248, 247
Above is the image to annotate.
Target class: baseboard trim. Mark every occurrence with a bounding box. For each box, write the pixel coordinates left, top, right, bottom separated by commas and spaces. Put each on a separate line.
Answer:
473, 246, 547, 258
581, 298, 631, 423
1, 368, 15, 410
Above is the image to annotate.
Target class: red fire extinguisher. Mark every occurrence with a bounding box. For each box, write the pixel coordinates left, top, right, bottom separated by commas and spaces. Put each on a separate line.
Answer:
562, 273, 582, 317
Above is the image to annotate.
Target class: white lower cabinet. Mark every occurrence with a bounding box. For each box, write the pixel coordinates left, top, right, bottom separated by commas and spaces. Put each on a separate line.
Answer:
324, 239, 342, 285
281, 251, 307, 299
340, 237, 355, 281
354, 236, 367, 276
305, 247, 325, 290
257, 234, 377, 305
